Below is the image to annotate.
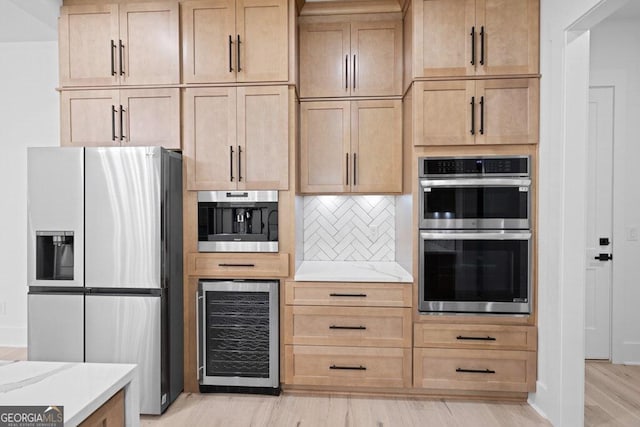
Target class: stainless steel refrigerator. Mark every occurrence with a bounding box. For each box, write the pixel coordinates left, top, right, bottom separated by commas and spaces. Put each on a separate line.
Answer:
27, 146, 183, 415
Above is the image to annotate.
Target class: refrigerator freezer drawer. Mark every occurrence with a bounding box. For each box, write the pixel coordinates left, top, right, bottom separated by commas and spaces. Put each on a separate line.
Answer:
85, 294, 162, 415
28, 293, 84, 362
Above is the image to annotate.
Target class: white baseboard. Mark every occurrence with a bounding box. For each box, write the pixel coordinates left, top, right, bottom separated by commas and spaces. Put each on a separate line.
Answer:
528, 381, 551, 423
0, 327, 27, 347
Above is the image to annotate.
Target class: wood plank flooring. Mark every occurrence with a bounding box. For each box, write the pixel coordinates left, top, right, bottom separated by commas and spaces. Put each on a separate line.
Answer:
585, 361, 640, 427
6, 347, 640, 426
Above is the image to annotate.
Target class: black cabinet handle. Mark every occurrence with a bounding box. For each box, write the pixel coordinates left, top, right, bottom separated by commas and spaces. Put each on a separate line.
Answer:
479, 26, 485, 66
594, 253, 612, 261
119, 105, 125, 141
228, 35, 233, 72
456, 368, 496, 374
237, 34, 241, 72
479, 96, 485, 135
470, 96, 475, 135
345, 55, 348, 90
218, 263, 255, 267
110, 40, 116, 76
353, 54, 356, 89
456, 335, 496, 341
353, 153, 357, 186
330, 365, 366, 371
470, 27, 475, 65
346, 153, 349, 185
119, 40, 124, 76
329, 325, 367, 330
229, 145, 234, 182
329, 293, 367, 298
111, 105, 117, 141
237, 145, 242, 182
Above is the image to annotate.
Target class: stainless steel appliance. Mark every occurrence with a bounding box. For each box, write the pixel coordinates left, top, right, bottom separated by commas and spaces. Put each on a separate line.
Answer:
419, 230, 531, 314
27, 147, 183, 415
419, 156, 530, 230
198, 191, 278, 252
418, 156, 532, 314
197, 280, 279, 394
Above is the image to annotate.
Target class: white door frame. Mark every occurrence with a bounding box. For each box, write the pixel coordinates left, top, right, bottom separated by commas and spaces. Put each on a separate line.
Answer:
555, 0, 627, 425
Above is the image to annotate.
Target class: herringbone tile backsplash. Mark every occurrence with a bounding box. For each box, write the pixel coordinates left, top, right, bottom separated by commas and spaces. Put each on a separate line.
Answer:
303, 196, 395, 261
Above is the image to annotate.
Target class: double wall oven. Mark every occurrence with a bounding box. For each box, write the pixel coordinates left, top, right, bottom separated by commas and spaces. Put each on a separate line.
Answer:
418, 156, 532, 314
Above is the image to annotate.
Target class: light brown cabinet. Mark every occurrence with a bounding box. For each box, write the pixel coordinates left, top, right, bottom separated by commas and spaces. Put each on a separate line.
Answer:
413, 78, 539, 145
182, 0, 289, 84
284, 281, 412, 389
78, 388, 124, 427
59, 2, 179, 87
184, 85, 289, 190
299, 20, 402, 98
300, 99, 402, 193
60, 88, 180, 148
409, 0, 539, 79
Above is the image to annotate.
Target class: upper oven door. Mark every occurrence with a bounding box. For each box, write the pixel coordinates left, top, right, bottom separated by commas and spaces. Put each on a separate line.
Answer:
419, 178, 531, 230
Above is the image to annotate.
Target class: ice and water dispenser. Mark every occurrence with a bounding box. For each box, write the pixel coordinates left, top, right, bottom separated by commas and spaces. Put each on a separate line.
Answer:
35, 231, 75, 281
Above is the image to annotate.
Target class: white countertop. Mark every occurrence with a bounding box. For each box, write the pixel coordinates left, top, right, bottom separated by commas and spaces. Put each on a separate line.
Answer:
295, 261, 413, 283
0, 361, 139, 426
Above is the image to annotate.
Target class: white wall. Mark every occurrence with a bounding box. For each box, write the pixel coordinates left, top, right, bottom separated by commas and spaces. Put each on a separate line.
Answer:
0, 41, 59, 346
590, 18, 640, 364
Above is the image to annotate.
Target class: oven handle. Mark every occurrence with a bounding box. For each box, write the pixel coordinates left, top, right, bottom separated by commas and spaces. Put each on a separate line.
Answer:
420, 231, 531, 240
420, 178, 531, 188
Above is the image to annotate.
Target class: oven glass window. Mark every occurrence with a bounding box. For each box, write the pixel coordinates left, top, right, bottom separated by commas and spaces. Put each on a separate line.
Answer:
423, 239, 528, 302
424, 187, 527, 220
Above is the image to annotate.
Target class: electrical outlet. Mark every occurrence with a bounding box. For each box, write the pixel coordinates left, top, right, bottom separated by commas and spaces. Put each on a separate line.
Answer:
628, 226, 639, 241
0, 301, 6, 316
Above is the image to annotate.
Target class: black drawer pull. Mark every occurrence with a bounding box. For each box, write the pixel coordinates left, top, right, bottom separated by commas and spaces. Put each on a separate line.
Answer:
456, 335, 496, 341
329, 325, 366, 330
330, 365, 366, 371
456, 368, 496, 374
218, 263, 255, 267
329, 293, 367, 298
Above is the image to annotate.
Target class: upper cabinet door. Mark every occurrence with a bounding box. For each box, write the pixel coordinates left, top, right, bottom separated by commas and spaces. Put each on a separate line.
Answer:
299, 23, 351, 98
351, 21, 403, 97
182, 0, 236, 84
236, 0, 289, 83
59, 5, 119, 87
119, 2, 179, 85
416, 0, 475, 78
183, 87, 237, 190
300, 101, 351, 194
351, 100, 402, 193
119, 88, 181, 149
237, 86, 289, 190
60, 90, 120, 147
475, 78, 539, 145
476, 0, 539, 76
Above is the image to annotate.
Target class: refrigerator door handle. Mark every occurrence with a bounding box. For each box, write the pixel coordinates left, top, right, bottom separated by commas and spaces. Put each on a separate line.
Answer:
196, 292, 204, 381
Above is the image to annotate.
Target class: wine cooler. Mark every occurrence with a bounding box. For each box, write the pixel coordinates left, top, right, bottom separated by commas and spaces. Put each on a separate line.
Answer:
197, 280, 279, 394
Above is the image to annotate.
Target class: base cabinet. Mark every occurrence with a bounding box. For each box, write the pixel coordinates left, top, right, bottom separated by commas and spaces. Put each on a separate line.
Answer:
78, 389, 124, 427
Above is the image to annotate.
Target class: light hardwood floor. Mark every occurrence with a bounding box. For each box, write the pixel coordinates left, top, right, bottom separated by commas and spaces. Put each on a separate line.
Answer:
585, 361, 640, 427
7, 347, 639, 426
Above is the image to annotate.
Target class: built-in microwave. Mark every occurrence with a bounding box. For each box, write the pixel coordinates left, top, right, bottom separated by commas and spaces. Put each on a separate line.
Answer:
198, 191, 278, 252
418, 230, 531, 314
419, 156, 531, 230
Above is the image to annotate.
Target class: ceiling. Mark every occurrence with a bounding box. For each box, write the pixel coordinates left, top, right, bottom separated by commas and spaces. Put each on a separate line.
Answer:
0, 0, 61, 43
606, 0, 640, 21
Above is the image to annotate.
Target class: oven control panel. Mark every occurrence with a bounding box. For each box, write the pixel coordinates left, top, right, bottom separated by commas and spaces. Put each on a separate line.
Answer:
420, 156, 529, 177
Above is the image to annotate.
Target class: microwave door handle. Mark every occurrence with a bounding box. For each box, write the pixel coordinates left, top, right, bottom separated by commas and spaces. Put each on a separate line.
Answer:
420, 178, 531, 188
420, 232, 531, 240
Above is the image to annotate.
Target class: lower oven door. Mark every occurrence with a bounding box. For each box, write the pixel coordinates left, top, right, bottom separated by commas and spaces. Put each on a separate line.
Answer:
419, 230, 531, 314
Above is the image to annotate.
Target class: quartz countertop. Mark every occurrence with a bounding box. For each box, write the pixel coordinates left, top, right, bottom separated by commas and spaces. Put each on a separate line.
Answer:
0, 361, 139, 426
295, 261, 413, 283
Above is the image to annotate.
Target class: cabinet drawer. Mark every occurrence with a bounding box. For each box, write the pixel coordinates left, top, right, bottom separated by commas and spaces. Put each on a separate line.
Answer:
285, 345, 411, 388
414, 348, 536, 393
187, 253, 289, 278
285, 281, 412, 307
414, 324, 537, 351
285, 306, 411, 347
